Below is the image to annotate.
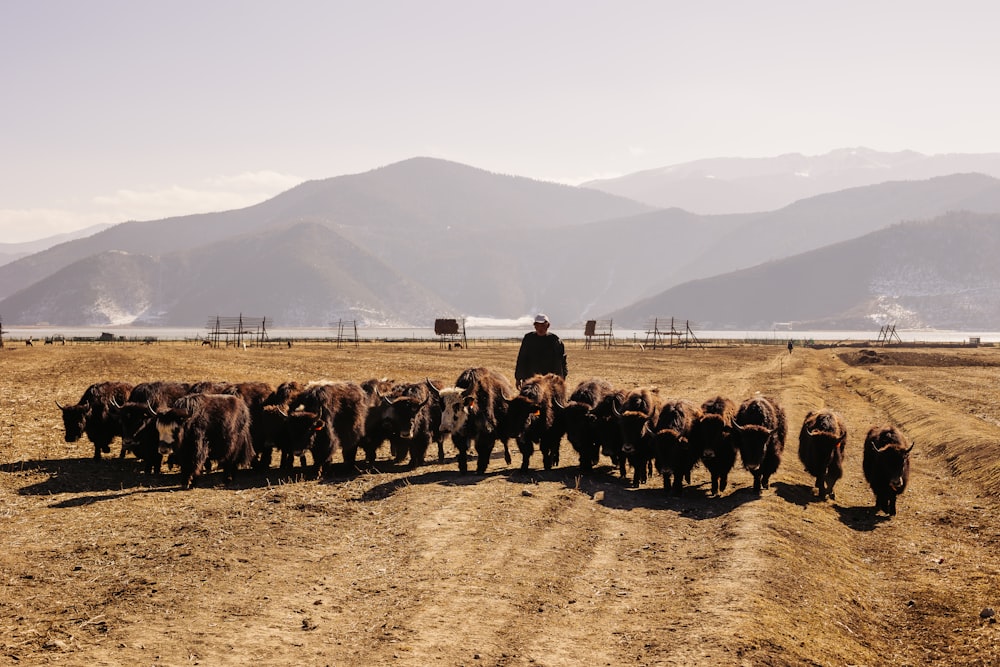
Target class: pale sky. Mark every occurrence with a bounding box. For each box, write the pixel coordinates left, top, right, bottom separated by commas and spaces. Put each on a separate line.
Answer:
2, 0, 999, 243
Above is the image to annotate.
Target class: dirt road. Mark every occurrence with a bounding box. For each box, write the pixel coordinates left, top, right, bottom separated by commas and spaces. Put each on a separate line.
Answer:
1, 343, 998, 665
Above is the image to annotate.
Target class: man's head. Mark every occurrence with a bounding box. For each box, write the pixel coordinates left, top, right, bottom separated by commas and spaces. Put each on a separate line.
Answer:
533, 313, 550, 335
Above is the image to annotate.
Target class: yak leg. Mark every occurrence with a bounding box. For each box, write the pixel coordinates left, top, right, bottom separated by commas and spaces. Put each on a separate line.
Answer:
407, 436, 430, 469
453, 433, 470, 473
475, 434, 496, 475
541, 436, 560, 470
672, 472, 686, 496
391, 440, 407, 464
518, 438, 534, 471
254, 446, 274, 471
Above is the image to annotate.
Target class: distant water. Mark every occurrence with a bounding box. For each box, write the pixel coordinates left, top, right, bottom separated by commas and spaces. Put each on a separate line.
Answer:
1, 325, 996, 344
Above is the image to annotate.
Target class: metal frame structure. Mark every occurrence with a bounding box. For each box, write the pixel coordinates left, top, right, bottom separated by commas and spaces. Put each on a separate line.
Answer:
876, 323, 902, 347
204, 314, 270, 348
334, 319, 359, 348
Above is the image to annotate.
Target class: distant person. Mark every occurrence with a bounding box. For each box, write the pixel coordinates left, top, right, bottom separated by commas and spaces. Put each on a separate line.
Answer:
787, 339, 794, 354
515, 313, 568, 387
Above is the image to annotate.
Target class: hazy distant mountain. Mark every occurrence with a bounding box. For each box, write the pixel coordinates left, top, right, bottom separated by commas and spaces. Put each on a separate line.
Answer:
5, 157, 1000, 329
0, 250, 158, 326
148, 221, 455, 326
0, 223, 112, 268
0, 158, 652, 305
607, 211, 1000, 331
583, 148, 1000, 214
668, 173, 1000, 284
0, 223, 457, 327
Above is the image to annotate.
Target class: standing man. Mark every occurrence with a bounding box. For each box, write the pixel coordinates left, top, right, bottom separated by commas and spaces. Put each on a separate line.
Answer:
515, 313, 568, 387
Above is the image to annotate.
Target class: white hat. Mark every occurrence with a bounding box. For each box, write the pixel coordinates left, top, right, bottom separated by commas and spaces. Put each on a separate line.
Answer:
534, 313, 550, 324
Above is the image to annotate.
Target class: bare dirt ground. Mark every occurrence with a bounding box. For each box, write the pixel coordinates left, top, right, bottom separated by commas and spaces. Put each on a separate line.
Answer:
1, 340, 998, 666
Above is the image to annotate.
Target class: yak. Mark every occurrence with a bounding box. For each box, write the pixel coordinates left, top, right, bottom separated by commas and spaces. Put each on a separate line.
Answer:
451, 367, 514, 474
734, 395, 787, 492
592, 389, 628, 476
57, 381, 133, 460
255, 381, 307, 470
112, 381, 191, 474
862, 425, 913, 516
281, 381, 368, 477
652, 398, 703, 496
506, 373, 566, 471
690, 396, 739, 496
369, 381, 441, 468
615, 387, 662, 487
155, 393, 255, 489
798, 409, 848, 500
561, 378, 617, 472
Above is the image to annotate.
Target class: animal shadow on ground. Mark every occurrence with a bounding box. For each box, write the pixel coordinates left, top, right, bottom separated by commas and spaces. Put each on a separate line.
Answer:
834, 503, 892, 531
351, 468, 505, 502
5, 455, 305, 498
597, 480, 761, 516
501, 464, 759, 516
4, 457, 179, 497
773, 481, 835, 508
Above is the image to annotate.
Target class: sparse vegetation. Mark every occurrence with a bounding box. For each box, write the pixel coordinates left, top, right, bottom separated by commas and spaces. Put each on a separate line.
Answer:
1, 342, 998, 665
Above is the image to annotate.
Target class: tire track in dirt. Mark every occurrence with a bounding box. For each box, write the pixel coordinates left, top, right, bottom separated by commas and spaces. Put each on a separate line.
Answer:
624, 348, 821, 665
355, 478, 623, 665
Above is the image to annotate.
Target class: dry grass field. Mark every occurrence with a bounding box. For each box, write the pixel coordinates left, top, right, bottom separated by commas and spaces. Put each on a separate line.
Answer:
1, 340, 999, 666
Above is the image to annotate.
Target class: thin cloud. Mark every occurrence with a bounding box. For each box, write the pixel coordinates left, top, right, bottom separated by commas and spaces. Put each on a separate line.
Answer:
0, 209, 114, 244
3, 171, 305, 243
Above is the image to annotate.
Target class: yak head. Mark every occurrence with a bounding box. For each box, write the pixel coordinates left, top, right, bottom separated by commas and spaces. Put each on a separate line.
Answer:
869, 438, 914, 492
155, 408, 192, 457
281, 410, 327, 457
378, 391, 429, 440
57, 401, 90, 442
436, 387, 468, 434
734, 422, 777, 471
693, 413, 734, 461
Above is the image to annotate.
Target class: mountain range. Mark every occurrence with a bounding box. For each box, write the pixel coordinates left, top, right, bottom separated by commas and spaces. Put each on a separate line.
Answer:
4, 151, 1000, 330
583, 147, 1000, 214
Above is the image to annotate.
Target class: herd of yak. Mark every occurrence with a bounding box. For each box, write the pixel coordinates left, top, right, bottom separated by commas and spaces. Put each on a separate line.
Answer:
56, 367, 914, 516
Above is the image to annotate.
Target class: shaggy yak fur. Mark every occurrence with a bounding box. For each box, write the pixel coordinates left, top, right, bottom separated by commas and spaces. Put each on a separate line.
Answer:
734, 395, 787, 492
798, 409, 848, 500
506, 373, 567, 471
652, 398, 703, 496
58, 381, 133, 460
616, 387, 662, 487
112, 381, 191, 474
561, 378, 617, 471
690, 396, 739, 496
154, 393, 255, 489
281, 381, 369, 477
862, 424, 913, 516
452, 367, 515, 475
